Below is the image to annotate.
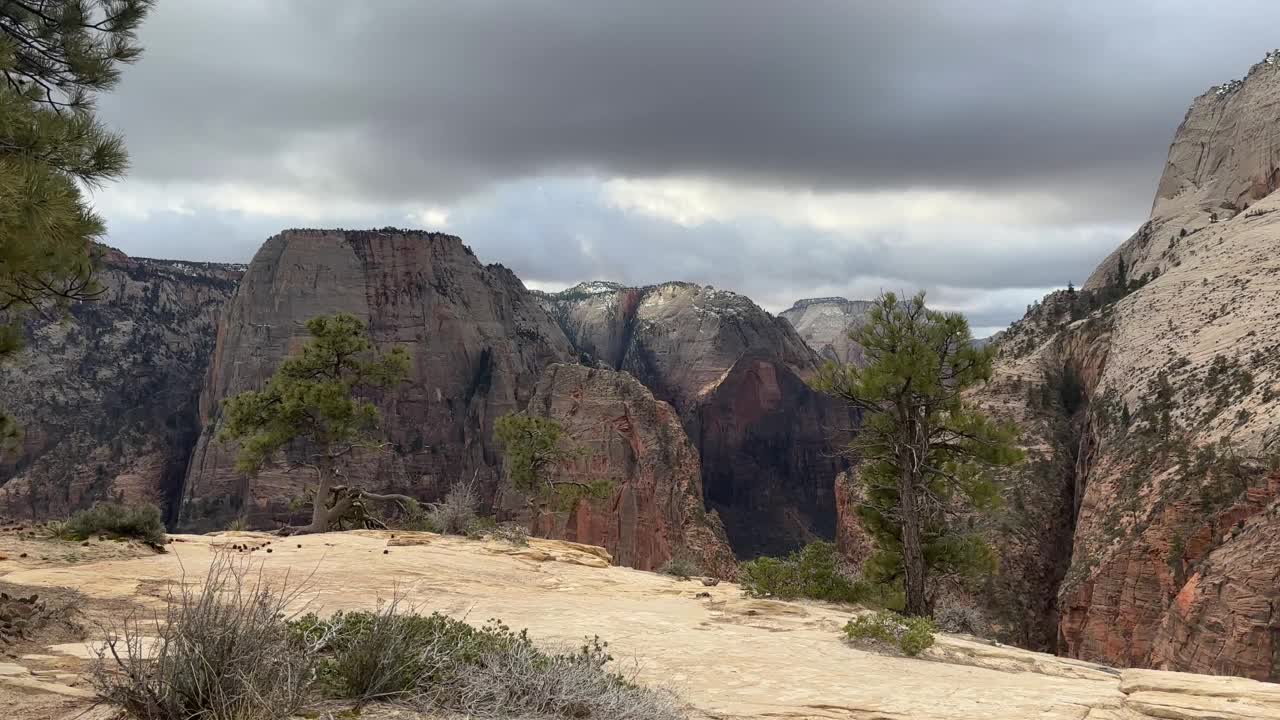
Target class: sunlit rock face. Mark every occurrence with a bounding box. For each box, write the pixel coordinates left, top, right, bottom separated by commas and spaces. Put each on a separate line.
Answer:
538, 281, 855, 557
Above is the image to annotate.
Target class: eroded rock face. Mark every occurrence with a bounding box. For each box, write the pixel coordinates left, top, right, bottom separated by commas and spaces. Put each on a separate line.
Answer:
0, 249, 241, 520
539, 282, 855, 557
180, 229, 576, 529
504, 363, 737, 577
779, 297, 877, 366
983, 53, 1280, 678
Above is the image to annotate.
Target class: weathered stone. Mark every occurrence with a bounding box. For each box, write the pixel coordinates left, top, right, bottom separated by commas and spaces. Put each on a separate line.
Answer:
983, 53, 1280, 678
180, 229, 576, 530
779, 296, 877, 365
504, 363, 737, 577
539, 281, 855, 557
0, 248, 241, 520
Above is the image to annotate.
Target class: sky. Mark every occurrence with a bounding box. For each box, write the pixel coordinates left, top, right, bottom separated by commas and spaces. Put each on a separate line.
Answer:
90, 1, 1280, 336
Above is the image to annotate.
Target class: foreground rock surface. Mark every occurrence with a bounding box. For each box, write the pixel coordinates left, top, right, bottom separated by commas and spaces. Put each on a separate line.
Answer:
5, 531, 1280, 719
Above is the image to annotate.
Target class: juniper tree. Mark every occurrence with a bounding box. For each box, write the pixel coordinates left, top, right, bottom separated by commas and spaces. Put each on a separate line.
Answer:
813, 291, 1022, 617
0, 0, 153, 453
218, 314, 412, 534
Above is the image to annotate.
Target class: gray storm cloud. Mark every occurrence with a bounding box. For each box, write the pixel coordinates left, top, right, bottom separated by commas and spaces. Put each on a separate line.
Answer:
90, 1, 1280, 332
101, 1, 1279, 217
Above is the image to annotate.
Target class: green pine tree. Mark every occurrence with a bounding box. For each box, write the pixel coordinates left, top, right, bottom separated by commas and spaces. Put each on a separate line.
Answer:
813, 291, 1023, 617
0, 0, 154, 455
218, 314, 412, 534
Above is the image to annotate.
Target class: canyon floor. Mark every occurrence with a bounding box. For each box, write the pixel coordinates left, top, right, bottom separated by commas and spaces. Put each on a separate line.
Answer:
2, 529, 1279, 720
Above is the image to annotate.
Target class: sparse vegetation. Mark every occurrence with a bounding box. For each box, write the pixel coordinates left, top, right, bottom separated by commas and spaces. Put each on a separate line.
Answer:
94, 552, 682, 719
495, 414, 611, 510
738, 541, 870, 604
420, 479, 480, 535
93, 552, 314, 720
843, 610, 936, 657
291, 601, 682, 719
659, 548, 704, 580
62, 502, 165, 546
933, 604, 989, 637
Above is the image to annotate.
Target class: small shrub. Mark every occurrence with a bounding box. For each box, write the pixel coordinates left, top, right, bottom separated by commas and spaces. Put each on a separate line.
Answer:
464, 515, 497, 540
93, 552, 313, 720
291, 605, 682, 719
843, 610, 936, 657
933, 604, 988, 636
226, 515, 249, 532
738, 541, 863, 603
491, 521, 530, 546
427, 476, 478, 532
64, 502, 166, 545
659, 549, 703, 580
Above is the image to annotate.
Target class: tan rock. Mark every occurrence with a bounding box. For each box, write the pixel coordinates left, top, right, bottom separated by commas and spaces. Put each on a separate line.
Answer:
5, 530, 1278, 719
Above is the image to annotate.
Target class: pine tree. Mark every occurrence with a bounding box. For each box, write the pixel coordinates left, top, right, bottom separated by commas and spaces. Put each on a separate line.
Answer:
0, 0, 154, 454
218, 314, 412, 534
813, 291, 1023, 617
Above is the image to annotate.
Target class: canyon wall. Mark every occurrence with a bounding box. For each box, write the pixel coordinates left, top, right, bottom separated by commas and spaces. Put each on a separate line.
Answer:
539, 282, 855, 557
0, 249, 241, 520
985, 53, 1280, 678
503, 363, 737, 577
180, 229, 576, 529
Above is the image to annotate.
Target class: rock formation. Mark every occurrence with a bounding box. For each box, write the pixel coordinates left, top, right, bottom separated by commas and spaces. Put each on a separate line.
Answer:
9, 529, 1280, 720
503, 363, 737, 577
0, 248, 241, 520
779, 296, 877, 365
180, 229, 576, 530
983, 53, 1280, 678
538, 281, 855, 557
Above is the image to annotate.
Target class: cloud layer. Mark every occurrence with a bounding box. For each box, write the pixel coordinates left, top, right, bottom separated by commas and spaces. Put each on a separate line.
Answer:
90, 1, 1280, 331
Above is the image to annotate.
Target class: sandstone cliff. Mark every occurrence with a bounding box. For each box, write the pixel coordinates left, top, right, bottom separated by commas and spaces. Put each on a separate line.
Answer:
779, 296, 877, 365
503, 363, 737, 576
180, 229, 576, 529
0, 249, 241, 520
538, 282, 855, 557
985, 51, 1280, 679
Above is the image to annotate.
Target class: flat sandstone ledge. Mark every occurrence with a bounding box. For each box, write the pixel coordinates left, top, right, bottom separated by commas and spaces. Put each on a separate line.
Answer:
2, 530, 1278, 720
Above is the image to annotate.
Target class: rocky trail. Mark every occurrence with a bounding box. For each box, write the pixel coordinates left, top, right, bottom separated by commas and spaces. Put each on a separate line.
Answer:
2, 530, 1279, 719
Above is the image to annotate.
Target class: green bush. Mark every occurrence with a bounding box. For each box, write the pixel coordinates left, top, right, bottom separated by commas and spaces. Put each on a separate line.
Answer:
843, 610, 936, 657
63, 502, 166, 545
738, 541, 863, 603
659, 549, 703, 580
290, 604, 681, 718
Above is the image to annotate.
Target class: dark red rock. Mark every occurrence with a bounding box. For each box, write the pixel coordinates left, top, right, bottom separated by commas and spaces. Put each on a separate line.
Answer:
505, 363, 737, 577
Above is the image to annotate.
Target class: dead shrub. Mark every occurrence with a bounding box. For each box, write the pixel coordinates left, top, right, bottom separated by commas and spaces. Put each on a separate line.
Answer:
92, 551, 314, 720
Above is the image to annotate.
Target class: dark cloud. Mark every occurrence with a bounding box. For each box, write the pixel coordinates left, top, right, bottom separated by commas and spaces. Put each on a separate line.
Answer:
101, 1, 1280, 221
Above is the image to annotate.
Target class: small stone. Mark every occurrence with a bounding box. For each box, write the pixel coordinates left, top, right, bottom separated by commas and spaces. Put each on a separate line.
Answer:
266, 548, 272, 553
297, 544, 302, 548
18, 553, 27, 559
700, 577, 720, 587
383, 549, 389, 554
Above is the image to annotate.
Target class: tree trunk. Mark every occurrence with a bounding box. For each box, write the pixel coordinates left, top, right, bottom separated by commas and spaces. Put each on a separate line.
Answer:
898, 453, 929, 617
300, 462, 334, 534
